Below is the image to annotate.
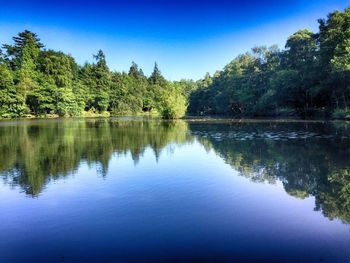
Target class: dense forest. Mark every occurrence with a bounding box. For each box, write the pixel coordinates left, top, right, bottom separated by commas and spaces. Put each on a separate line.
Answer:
1, 7, 350, 119
0, 33, 189, 119
189, 7, 350, 119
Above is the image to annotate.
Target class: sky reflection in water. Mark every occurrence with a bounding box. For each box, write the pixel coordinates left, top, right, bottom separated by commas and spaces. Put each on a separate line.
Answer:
0, 119, 350, 262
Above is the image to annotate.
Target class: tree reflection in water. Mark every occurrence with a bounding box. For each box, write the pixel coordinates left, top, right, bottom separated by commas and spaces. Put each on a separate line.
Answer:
1, 119, 350, 224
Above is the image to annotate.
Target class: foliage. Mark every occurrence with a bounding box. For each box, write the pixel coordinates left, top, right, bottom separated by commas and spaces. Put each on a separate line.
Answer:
0, 32, 188, 119
0, 64, 27, 117
189, 7, 350, 118
158, 83, 188, 119
2, 7, 350, 119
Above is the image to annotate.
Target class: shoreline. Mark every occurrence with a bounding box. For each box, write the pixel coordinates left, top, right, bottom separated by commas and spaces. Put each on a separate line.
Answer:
1, 115, 350, 123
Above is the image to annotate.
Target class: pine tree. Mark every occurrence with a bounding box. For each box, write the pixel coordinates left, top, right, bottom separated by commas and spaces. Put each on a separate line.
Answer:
149, 62, 166, 85
92, 50, 111, 112
2, 30, 43, 70
128, 61, 145, 79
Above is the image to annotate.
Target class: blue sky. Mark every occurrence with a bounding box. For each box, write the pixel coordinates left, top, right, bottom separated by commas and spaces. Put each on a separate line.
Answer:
1, 0, 350, 80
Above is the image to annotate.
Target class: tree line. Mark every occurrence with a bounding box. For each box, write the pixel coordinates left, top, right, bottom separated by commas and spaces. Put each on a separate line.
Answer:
0, 32, 188, 119
189, 7, 350, 119
1, 7, 350, 119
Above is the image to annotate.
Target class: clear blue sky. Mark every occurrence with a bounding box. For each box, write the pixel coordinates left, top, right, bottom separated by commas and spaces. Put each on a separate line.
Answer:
0, 0, 349, 80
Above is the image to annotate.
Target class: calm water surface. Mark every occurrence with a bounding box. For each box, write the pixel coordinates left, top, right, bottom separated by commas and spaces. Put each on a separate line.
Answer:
1, 118, 350, 262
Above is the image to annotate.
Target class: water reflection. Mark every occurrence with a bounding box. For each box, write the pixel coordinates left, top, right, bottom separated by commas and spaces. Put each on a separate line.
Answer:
190, 121, 350, 224
0, 119, 190, 196
1, 119, 350, 224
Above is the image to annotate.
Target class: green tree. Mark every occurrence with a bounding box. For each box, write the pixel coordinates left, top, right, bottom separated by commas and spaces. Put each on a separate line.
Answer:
273, 29, 321, 114
29, 50, 81, 116
0, 64, 27, 117
3, 31, 43, 107
2, 30, 44, 70
92, 50, 111, 112
149, 62, 166, 85
319, 8, 350, 111
158, 83, 187, 119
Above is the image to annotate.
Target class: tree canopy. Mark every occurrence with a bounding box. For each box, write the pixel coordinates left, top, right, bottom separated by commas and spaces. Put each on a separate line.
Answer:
1, 7, 350, 119
0, 34, 188, 119
189, 7, 350, 119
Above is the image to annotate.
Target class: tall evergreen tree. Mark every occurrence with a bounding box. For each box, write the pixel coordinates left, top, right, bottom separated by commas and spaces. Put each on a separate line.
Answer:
2, 30, 44, 70
128, 61, 145, 79
149, 62, 165, 85
92, 50, 111, 112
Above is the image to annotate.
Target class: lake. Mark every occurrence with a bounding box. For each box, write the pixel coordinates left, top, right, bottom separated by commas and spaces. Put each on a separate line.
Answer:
1, 118, 350, 262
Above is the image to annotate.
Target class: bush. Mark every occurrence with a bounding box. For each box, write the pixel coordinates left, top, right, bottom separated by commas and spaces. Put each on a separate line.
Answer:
158, 85, 187, 119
